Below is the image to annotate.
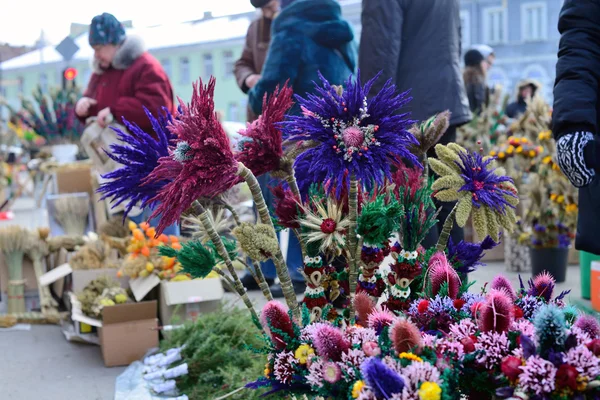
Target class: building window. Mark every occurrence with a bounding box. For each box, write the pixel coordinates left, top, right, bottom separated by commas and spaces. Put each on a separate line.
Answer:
203, 53, 214, 78
179, 57, 190, 84
223, 51, 234, 79
483, 7, 507, 45
17, 77, 24, 94
521, 2, 547, 42
459, 10, 471, 51
228, 102, 239, 121
161, 58, 172, 78
39, 73, 48, 92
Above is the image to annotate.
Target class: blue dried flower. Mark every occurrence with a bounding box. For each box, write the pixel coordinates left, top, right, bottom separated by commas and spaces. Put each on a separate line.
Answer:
534, 224, 547, 233
447, 235, 498, 274
98, 107, 176, 217
517, 295, 544, 319
360, 357, 405, 399
282, 71, 420, 196
534, 304, 567, 358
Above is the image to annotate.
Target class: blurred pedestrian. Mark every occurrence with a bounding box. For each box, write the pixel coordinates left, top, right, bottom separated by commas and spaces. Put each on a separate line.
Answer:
244, 0, 356, 298
76, 12, 177, 234
463, 48, 489, 114
553, 0, 600, 255
505, 79, 539, 119
359, 0, 471, 247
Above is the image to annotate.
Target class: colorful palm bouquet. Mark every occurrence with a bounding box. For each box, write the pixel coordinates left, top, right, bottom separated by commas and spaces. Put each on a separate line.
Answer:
97, 73, 599, 399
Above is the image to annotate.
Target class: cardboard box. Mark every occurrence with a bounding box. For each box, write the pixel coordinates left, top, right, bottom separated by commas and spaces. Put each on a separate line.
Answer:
99, 301, 159, 367
53, 162, 93, 196
71, 268, 129, 294
159, 278, 224, 325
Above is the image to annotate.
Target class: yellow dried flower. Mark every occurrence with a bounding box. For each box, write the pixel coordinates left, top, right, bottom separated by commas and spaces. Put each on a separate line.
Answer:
294, 344, 315, 365
566, 204, 578, 214
498, 152, 506, 159
399, 352, 423, 362
557, 195, 565, 204
419, 381, 442, 400
543, 156, 552, 164
352, 381, 365, 399
550, 194, 557, 201
516, 146, 523, 154
507, 145, 515, 154
489, 150, 497, 157
529, 150, 536, 158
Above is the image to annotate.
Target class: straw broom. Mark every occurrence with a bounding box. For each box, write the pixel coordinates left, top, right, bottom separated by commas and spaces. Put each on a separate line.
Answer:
0, 226, 30, 314
53, 195, 90, 236
26, 228, 58, 314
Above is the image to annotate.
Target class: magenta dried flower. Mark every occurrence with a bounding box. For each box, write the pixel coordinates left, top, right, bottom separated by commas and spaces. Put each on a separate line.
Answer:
563, 345, 600, 380
367, 307, 396, 335
389, 318, 422, 354
428, 251, 461, 299
491, 275, 517, 301
348, 326, 378, 347
530, 271, 556, 302
574, 315, 600, 339
518, 355, 557, 395
479, 289, 515, 333
306, 358, 325, 389
273, 351, 297, 384
260, 300, 296, 350
312, 324, 350, 361
355, 292, 377, 327
510, 319, 535, 338
568, 326, 592, 346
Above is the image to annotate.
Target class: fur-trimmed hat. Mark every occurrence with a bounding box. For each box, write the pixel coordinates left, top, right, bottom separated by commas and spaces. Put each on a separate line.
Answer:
89, 13, 126, 46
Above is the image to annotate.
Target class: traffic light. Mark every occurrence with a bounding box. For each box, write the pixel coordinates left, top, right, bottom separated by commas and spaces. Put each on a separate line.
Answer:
62, 67, 77, 89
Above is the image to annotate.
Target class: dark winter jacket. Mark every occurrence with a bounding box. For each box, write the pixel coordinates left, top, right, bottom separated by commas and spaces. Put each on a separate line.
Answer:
248, 0, 357, 116
553, 0, 600, 254
463, 67, 488, 114
234, 15, 272, 122
82, 36, 174, 133
359, 0, 471, 127
506, 80, 539, 119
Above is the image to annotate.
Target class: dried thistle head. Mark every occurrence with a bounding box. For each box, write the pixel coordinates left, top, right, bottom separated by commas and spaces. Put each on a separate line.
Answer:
233, 223, 279, 262
409, 110, 451, 155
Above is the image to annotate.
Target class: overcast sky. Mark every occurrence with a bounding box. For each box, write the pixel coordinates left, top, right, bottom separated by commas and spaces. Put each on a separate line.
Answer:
0, 0, 256, 46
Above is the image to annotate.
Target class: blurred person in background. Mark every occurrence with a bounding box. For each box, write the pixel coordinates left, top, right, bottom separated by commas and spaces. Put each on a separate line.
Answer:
75, 13, 174, 132
359, 0, 471, 248
552, 0, 600, 255
505, 79, 539, 119
234, 0, 283, 293
463, 48, 489, 114
76, 12, 177, 234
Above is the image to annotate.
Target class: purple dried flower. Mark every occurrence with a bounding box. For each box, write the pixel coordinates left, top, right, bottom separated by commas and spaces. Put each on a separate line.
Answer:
518, 355, 556, 395
305, 358, 325, 389
533, 224, 547, 233
510, 319, 535, 338
312, 324, 350, 361
516, 295, 544, 319
528, 272, 556, 302
520, 334, 537, 359
563, 345, 600, 380
361, 357, 406, 399
98, 107, 175, 217
558, 234, 571, 248
475, 331, 510, 369
460, 292, 485, 313
447, 235, 498, 274
281, 71, 420, 196
574, 315, 600, 339
491, 275, 517, 301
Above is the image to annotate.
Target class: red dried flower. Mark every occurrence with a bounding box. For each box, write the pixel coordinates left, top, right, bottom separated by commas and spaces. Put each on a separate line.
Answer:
461, 337, 476, 353
453, 299, 466, 310
428, 251, 461, 299
235, 83, 293, 176
556, 364, 579, 391
471, 301, 484, 316
354, 292, 376, 327
260, 300, 296, 350
514, 305, 524, 320
271, 184, 302, 229
148, 78, 239, 234
587, 339, 600, 356
479, 289, 515, 333
501, 356, 522, 381
389, 318, 422, 354
418, 300, 430, 314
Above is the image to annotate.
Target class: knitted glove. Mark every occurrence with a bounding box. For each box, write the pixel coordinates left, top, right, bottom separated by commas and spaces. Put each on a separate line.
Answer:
556, 132, 596, 187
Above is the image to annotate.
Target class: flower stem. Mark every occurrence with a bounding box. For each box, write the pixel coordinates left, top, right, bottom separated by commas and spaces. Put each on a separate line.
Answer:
436, 202, 458, 253
6, 251, 25, 314
285, 172, 301, 201
347, 177, 359, 322
237, 162, 300, 320
222, 202, 241, 226
192, 201, 262, 330
237, 257, 273, 301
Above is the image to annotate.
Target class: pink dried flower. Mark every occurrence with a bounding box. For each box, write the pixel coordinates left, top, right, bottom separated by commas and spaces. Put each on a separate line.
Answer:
312, 324, 350, 361
448, 319, 478, 341
479, 289, 514, 333
574, 315, 600, 339
510, 319, 535, 338
306, 358, 325, 389
491, 275, 517, 301
400, 360, 441, 394
568, 326, 592, 346
475, 331, 510, 369
437, 338, 464, 358
348, 326, 378, 347
148, 78, 239, 234
323, 362, 342, 383
390, 319, 422, 354
428, 251, 461, 299
518, 355, 556, 395
342, 349, 366, 381
355, 292, 376, 327
300, 322, 329, 343
532, 271, 555, 302
273, 351, 297, 384
235, 83, 293, 176
563, 345, 600, 380
367, 307, 396, 335
421, 333, 438, 347
362, 341, 381, 357
260, 301, 295, 350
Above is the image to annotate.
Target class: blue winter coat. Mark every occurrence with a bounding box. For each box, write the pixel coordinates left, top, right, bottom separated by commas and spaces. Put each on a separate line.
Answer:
248, 0, 357, 116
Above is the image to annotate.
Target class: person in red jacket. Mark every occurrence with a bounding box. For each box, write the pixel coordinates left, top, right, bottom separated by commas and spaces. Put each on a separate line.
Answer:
75, 13, 174, 131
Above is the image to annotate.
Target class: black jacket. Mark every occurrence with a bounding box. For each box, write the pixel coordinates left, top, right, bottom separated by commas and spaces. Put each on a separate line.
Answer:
359, 0, 471, 127
505, 99, 528, 119
553, 0, 600, 255
463, 67, 488, 114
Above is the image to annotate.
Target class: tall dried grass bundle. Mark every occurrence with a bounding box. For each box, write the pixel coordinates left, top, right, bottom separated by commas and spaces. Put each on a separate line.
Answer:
26, 229, 58, 313
0, 226, 31, 314
53, 195, 90, 236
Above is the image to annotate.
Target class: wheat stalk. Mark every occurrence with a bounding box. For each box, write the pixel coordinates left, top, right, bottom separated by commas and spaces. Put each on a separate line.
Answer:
53, 196, 90, 236
0, 226, 31, 314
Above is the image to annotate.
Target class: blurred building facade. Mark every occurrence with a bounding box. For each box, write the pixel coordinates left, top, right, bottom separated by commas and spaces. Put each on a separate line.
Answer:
0, 0, 559, 123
